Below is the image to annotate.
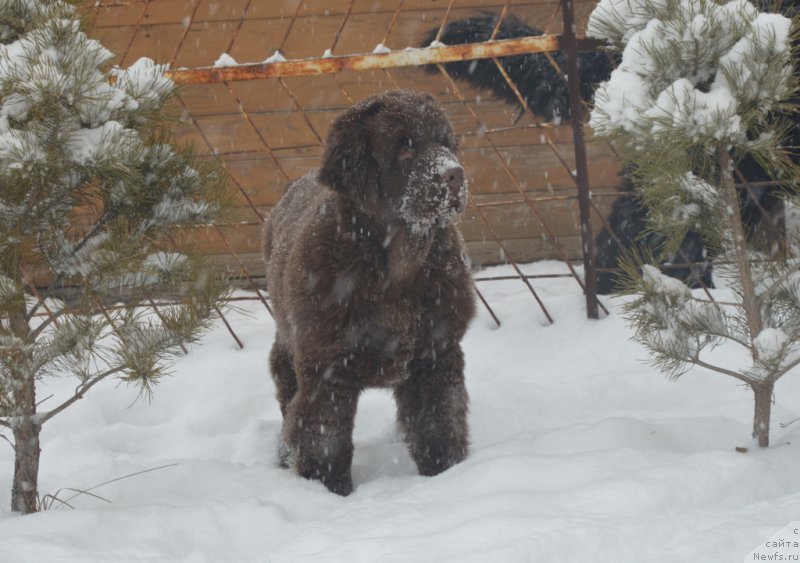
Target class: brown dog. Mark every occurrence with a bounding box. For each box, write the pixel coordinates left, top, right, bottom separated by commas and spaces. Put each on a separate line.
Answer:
263, 90, 475, 495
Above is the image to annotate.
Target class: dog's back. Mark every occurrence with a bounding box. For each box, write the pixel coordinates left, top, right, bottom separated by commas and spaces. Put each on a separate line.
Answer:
263, 173, 320, 271
262, 173, 329, 320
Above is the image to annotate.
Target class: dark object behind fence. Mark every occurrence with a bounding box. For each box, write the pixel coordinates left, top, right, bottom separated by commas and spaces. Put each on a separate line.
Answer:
426, 11, 794, 294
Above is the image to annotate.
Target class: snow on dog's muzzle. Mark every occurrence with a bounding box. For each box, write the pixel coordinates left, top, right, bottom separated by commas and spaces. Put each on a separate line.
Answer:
431, 149, 467, 214
435, 160, 466, 210
400, 147, 468, 233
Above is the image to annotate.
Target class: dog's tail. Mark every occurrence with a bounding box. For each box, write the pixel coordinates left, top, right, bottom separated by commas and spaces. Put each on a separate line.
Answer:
419, 12, 613, 123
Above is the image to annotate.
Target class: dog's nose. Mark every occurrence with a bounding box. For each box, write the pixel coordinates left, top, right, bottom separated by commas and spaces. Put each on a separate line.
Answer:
443, 166, 465, 196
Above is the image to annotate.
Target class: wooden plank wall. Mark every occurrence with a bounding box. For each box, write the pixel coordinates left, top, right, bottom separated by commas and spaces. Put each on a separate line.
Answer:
89, 0, 622, 279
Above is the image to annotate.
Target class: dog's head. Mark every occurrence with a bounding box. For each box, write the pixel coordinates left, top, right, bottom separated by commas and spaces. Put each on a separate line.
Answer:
319, 90, 467, 232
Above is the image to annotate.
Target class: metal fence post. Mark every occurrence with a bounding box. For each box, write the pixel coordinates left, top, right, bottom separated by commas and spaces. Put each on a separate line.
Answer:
561, 0, 599, 319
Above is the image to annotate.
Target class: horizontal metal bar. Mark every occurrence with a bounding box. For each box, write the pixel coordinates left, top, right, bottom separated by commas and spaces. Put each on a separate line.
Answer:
473, 194, 576, 208
166, 35, 602, 84
473, 273, 575, 282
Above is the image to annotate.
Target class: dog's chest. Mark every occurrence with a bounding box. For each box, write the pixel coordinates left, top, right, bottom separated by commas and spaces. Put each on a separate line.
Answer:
325, 227, 469, 386
349, 282, 424, 355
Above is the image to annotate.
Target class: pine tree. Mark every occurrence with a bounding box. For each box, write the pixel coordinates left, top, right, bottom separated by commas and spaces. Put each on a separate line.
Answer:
0, 0, 227, 513
588, 0, 798, 448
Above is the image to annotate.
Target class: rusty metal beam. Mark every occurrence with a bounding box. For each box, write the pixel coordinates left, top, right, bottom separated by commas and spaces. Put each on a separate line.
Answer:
166, 35, 603, 84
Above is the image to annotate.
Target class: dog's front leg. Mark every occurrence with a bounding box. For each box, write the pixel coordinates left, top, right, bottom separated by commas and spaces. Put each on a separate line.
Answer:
282, 378, 360, 495
394, 345, 469, 476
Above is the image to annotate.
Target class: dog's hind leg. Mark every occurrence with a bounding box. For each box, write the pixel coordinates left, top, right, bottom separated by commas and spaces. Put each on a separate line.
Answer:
269, 343, 298, 417
395, 346, 470, 477
282, 379, 360, 495
270, 343, 299, 469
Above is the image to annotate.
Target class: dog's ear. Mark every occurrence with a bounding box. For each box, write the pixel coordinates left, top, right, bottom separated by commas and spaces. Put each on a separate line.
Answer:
318, 97, 383, 209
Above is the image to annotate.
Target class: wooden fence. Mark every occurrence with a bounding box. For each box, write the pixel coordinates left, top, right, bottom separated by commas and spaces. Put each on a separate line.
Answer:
88, 0, 622, 321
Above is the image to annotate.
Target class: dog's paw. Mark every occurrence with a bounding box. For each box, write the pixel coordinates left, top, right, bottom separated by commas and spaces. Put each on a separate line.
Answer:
295, 457, 354, 496
415, 444, 468, 477
277, 439, 293, 469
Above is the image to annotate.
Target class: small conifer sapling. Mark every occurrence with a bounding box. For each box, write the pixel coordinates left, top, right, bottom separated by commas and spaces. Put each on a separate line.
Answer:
0, 0, 227, 513
588, 0, 798, 448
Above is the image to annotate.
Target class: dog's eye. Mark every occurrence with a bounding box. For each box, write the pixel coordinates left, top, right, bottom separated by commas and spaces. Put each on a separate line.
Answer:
397, 137, 414, 161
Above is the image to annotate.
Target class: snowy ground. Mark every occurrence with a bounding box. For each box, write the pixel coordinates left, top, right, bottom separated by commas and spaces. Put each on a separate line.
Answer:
0, 261, 798, 562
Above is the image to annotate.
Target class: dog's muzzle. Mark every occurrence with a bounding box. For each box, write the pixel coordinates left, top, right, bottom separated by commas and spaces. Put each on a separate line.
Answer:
432, 152, 467, 213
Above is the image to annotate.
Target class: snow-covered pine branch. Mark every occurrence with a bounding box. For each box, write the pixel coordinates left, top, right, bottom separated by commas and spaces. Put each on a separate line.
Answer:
589, 0, 791, 146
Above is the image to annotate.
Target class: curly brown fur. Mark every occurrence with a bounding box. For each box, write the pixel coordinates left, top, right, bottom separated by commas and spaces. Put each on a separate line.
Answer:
263, 91, 476, 495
